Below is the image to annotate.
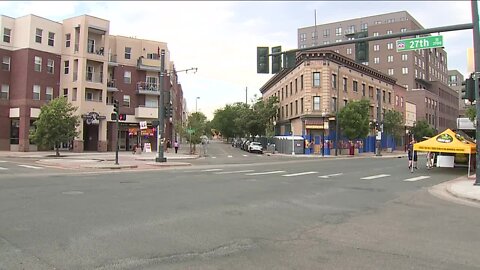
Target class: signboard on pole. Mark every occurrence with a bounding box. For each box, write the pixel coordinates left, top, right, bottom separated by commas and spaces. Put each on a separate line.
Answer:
140, 121, 147, 130
396, 35, 443, 52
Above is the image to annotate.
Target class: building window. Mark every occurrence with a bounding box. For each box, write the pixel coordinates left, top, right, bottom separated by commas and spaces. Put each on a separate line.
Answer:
47, 59, 54, 74
147, 53, 159, 60
2, 56, 10, 71
48, 32, 55, 46
63, 88, 68, 98
344, 100, 348, 107
124, 71, 131, 84
290, 82, 293, 94
387, 55, 393, 62
313, 72, 321, 87
300, 98, 304, 113
360, 23, 368, 31
312, 31, 317, 40
313, 96, 321, 111
300, 33, 306, 42
87, 39, 95, 53
373, 44, 380, 51
335, 39, 342, 43
33, 85, 41, 100
362, 83, 366, 96
34, 56, 42, 72
46, 86, 53, 101
386, 30, 393, 35
64, 60, 69, 74
72, 88, 77, 101
373, 32, 379, 37
343, 77, 347, 92
334, 49, 339, 53
388, 68, 394, 75
400, 28, 407, 32
300, 44, 307, 49
374, 57, 380, 64
353, 81, 358, 92
346, 48, 352, 55
323, 41, 330, 45
1, 84, 9, 100
65, 33, 71, 47
335, 27, 342, 36
3, 28, 11, 43
86, 66, 94, 81
301, 75, 304, 90
323, 29, 330, 37
402, 67, 409, 74
332, 73, 337, 89
388, 92, 391, 104
35, 28, 42, 43
123, 95, 130, 107
85, 91, 93, 101
286, 104, 288, 117
332, 97, 337, 112
10, 119, 19, 145
295, 78, 298, 93
295, 100, 298, 115
387, 42, 393, 50
402, 54, 408, 61
125, 47, 131, 59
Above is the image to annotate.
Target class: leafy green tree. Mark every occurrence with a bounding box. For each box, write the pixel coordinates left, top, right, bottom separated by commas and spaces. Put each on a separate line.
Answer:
465, 105, 476, 126
338, 99, 370, 140
186, 112, 207, 154
30, 97, 80, 156
411, 119, 436, 141
383, 110, 404, 147
248, 95, 279, 138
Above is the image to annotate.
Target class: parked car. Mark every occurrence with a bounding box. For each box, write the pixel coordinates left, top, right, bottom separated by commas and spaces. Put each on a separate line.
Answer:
242, 140, 251, 151
248, 142, 263, 154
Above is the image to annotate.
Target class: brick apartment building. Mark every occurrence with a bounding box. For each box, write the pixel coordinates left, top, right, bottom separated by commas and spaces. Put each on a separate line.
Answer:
0, 14, 184, 152
260, 50, 407, 153
298, 11, 458, 132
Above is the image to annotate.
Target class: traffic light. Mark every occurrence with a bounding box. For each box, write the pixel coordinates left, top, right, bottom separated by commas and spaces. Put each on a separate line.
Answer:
462, 76, 475, 103
283, 51, 296, 69
257, 47, 269, 74
118, 114, 127, 121
164, 106, 173, 117
271, 46, 282, 74
355, 31, 369, 63
111, 113, 117, 120
113, 99, 119, 114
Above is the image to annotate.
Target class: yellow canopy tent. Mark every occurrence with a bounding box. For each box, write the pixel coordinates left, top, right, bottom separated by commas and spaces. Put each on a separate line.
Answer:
413, 129, 476, 176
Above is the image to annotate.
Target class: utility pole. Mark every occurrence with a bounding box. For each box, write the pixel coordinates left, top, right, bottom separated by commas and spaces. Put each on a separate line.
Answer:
335, 65, 340, 156
156, 48, 166, 163
245, 86, 248, 105
472, 0, 480, 185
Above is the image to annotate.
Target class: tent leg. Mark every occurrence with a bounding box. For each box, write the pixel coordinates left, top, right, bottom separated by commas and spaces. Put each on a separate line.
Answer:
468, 153, 471, 178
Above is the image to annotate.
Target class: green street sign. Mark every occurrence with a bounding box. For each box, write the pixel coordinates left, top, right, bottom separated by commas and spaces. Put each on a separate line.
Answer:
396, 35, 443, 52
187, 128, 195, 134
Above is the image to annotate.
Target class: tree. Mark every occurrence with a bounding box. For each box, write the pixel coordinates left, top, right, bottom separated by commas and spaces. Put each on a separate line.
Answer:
465, 105, 476, 126
186, 112, 207, 154
338, 99, 370, 140
383, 110, 404, 148
30, 97, 80, 157
411, 120, 436, 141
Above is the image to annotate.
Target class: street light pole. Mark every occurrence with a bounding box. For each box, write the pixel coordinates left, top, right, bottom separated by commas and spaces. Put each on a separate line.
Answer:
335, 65, 341, 156
195, 97, 200, 113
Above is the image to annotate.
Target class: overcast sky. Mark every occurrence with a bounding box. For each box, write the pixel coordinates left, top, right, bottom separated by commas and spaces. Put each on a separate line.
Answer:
1, 1, 474, 119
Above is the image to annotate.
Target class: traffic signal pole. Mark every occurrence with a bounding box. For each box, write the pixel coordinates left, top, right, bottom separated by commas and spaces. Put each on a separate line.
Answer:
472, 0, 480, 185
156, 49, 166, 163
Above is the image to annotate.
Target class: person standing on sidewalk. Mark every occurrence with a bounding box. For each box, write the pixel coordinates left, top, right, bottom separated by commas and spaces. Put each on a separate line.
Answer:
407, 139, 418, 171
174, 140, 179, 154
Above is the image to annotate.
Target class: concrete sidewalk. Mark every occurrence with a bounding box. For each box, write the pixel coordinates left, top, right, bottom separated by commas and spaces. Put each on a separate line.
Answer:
445, 177, 480, 204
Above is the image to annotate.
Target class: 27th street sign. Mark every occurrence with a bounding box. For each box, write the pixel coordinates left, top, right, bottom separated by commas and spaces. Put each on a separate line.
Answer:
396, 35, 444, 52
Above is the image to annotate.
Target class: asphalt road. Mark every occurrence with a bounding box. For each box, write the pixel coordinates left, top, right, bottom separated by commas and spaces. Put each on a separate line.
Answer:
0, 142, 478, 270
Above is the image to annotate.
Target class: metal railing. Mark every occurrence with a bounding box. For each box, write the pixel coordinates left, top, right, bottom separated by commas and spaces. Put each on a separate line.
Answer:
136, 82, 159, 92
107, 79, 116, 88
86, 72, 104, 83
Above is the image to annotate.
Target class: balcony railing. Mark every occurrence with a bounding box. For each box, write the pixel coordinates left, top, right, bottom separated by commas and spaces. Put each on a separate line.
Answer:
87, 45, 105, 56
136, 82, 160, 95
107, 79, 116, 88
86, 72, 104, 83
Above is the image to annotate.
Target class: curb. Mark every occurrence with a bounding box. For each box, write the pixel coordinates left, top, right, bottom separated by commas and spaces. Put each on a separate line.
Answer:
445, 178, 480, 204
145, 162, 192, 167
80, 164, 139, 169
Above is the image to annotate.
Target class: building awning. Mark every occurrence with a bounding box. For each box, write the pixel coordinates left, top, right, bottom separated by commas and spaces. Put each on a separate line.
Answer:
305, 118, 328, 130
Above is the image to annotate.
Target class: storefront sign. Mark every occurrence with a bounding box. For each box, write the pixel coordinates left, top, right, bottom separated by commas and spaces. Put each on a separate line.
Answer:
144, 143, 152, 153
140, 121, 147, 130
85, 112, 100, 125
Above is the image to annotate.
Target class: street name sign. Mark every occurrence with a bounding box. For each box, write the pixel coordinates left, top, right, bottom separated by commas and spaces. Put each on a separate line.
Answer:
396, 35, 443, 52
187, 128, 195, 134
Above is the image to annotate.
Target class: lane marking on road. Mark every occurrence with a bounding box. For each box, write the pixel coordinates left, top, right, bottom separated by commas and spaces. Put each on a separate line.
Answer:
214, 170, 255, 175
403, 176, 431, 182
202, 169, 223, 172
211, 157, 217, 159
0, 160, 7, 163
0, 167, 7, 170
227, 155, 233, 158
318, 173, 343, 178
245, 179, 257, 182
245, 170, 285, 176
361, 174, 390, 180
18, 165, 44, 170
282, 171, 318, 177
243, 155, 248, 157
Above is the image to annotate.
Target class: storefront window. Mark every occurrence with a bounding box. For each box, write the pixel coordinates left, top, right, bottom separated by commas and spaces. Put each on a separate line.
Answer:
10, 119, 19, 144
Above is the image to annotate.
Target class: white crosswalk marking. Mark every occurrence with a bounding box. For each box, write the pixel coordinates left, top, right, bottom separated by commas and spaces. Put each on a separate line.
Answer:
18, 165, 44, 170
404, 176, 430, 182
245, 171, 285, 176
227, 155, 233, 158
214, 170, 255, 175
282, 171, 318, 177
361, 174, 390, 180
202, 169, 223, 172
0, 161, 7, 163
243, 155, 248, 157
211, 157, 217, 159
0, 167, 7, 170
319, 173, 343, 178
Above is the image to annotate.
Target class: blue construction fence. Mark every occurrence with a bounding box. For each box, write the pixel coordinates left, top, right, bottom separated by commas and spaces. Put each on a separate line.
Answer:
291, 131, 399, 155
